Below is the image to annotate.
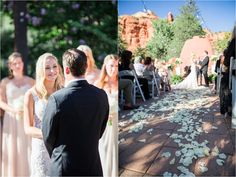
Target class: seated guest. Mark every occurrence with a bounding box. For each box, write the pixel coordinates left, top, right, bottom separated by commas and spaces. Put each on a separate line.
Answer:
159, 64, 171, 91
143, 57, 155, 80
119, 50, 150, 99
119, 79, 139, 110
133, 56, 145, 77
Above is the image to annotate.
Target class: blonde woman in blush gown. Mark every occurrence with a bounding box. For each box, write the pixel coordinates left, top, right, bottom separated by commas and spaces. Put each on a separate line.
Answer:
77, 45, 100, 85
24, 53, 63, 177
95, 54, 118, 177
0, 52, 34, 177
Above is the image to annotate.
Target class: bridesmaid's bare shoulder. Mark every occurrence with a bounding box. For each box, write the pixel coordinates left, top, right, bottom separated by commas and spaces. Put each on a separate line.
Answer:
24, 76, 35, 86
0, 77, 11, 86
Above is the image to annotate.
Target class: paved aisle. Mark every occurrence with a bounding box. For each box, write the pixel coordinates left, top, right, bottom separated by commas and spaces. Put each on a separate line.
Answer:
119, 87, 235, 176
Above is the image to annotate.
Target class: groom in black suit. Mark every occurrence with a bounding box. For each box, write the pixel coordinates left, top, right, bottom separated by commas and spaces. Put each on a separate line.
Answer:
42, 48, 109, 176
200, 50, 210, 87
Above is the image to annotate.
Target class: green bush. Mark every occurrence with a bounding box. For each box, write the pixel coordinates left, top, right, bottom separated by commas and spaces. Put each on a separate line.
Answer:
171, 74, 183, 85
208, 74, 217, 83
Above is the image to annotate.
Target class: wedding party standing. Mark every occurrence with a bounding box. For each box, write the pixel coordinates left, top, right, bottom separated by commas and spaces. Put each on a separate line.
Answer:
96, 54, 119, 177
42, 48, 109, 176
0, 52, 34, 176
77, 45, 101, 85
199, 51, 210, 87
24, 53, 63, 176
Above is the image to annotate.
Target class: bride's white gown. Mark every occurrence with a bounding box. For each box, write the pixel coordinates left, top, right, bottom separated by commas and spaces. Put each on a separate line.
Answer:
174, 63, 198, 89
30, 92, 50, 177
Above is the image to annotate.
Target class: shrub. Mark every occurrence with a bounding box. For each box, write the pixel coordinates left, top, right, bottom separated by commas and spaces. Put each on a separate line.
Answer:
171, 74, 183, 85
208, 74, 217, 83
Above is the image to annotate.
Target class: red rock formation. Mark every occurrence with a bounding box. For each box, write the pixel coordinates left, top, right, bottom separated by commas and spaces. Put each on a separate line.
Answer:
119, 11, 158, 52
179, 36, 214, 74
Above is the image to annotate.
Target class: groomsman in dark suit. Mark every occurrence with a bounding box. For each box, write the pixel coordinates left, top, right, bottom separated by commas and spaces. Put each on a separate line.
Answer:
200, 50, 210, 87
42, 48, 109, 176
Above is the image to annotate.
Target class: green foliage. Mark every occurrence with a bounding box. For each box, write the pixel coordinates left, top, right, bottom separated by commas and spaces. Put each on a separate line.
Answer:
208, 73, 217, 83
133, 47, 147, 58
213, 32, 231, 54
118, 26, 127, 53
171, 74, 183, 84
167, 0, 205, 59
1, 1, 117, 78
146, 0, 205, 62
147, 19, 174, 61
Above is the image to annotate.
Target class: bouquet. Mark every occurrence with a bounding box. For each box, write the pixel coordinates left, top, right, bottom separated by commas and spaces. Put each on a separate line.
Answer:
13, 96, 24, 120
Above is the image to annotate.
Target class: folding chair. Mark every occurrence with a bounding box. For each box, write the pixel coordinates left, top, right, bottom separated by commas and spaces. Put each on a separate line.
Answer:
131, 70, 146, 104
229, 57, 236, 129
119, 70, 145, 105
148, 71, 160, 98
216, 67, 222, 94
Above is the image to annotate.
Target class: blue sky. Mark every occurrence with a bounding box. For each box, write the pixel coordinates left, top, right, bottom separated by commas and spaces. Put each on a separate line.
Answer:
118, 0, 235, 32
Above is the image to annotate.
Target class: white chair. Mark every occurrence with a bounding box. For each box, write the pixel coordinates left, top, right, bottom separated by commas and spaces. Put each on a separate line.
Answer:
229, 57, 236, 129
216, 67, 222, 94
131, 70, 146, 104
119, 70, 145, 105
148, 71, 160, 98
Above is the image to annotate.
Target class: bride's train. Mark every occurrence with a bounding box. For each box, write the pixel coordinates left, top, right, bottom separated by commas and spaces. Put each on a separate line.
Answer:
173, 64, 198, 90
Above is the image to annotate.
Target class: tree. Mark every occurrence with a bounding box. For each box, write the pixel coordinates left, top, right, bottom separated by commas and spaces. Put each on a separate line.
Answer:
118, 26, 127, 54
213, 32, 231, 54
167, 0, 205, 59
146, 19, 174, 61
13, 1, 28, 74
1, 1, 117, 77
133, 47, 147, 59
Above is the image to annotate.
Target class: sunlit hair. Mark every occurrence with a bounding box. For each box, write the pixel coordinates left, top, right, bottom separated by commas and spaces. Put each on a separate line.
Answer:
35, 53, 63, 100
77, 45, 97, 72
96, 54, 118, 89
8, 52, 23, 79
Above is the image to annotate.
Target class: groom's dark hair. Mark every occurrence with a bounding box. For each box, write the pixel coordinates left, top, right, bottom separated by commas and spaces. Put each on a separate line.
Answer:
204, 50, 208, 55
62, 48, 87, 77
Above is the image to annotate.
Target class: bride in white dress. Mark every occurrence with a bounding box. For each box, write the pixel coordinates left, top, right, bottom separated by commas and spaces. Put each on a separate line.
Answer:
173, 58, 198, 90
24, 53, 63, 177
95, 54, 118, 177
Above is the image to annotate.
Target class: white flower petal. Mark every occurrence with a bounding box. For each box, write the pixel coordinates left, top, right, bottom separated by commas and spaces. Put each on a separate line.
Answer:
216, 159, 224, 166
218, 153, 227, 159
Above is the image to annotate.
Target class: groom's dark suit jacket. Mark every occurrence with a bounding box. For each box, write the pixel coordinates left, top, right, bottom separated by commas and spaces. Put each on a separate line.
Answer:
42, 80, 109, 176
200, 56, 209, 73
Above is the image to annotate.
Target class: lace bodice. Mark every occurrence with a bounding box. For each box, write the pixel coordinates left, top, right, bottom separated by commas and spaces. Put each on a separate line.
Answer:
6, 81, 31, 109
31, 92, 47, 129
30, 91, 50, 177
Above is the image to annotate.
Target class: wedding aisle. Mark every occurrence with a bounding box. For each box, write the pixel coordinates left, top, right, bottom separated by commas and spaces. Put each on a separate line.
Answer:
119, 87, 235, 176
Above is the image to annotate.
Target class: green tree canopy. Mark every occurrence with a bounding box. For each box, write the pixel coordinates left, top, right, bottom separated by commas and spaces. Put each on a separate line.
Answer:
213, 32, 231, 54
167, 0, 205, 59
1, 1, 117, 78
146, 19, 174, 61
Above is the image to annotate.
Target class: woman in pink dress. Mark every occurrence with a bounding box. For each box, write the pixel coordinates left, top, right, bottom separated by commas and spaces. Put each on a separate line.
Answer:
95, 54, 118, 177
77, 45, 101, 85
0, 52, 34, 176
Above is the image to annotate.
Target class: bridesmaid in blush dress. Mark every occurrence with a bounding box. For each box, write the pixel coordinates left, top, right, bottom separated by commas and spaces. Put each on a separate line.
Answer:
0, 52, 34, 177
77, 45, 101, 85
95, 54, 118, 177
